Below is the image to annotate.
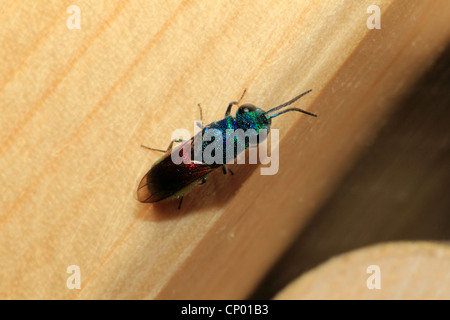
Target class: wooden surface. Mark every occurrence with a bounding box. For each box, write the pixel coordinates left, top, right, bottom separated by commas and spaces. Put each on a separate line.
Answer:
252, 44, 450, 299
274, 242, 450, 300
1, 1, 450, 299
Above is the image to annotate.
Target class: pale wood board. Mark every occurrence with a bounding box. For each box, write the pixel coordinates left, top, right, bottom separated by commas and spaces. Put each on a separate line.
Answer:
275, 242, 450, 300
252, 44, 450, 298
0, 1, 449, 299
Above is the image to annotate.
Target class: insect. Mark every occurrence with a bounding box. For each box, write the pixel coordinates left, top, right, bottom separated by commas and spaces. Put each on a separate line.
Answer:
137, 89, 317, 209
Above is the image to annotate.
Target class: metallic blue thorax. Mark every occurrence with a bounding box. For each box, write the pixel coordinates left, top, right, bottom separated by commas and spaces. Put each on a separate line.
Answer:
193, 111, 271, 164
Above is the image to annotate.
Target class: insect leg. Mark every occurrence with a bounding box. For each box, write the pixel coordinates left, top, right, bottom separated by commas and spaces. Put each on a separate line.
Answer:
224, 88, 247, 117
141, 138, 185, 154
199, 176, 207, 185
222, 165, 234, 175
177, 196, 184, 210
198, 104, 203, 121
196, 104, 203, 129
224, 101, 239, 117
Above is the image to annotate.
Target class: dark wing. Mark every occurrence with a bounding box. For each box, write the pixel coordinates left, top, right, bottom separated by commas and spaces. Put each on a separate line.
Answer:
137, 153, 219, 203
138, 127, 226, 203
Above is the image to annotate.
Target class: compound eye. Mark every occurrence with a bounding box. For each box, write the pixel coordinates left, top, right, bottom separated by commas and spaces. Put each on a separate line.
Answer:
238, 104, 257, 114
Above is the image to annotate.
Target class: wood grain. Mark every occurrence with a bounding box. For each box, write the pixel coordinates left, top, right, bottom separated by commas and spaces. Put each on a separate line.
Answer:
274, 242, 450, 300
252, 42, 450, 299
0, 1, 449, 299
